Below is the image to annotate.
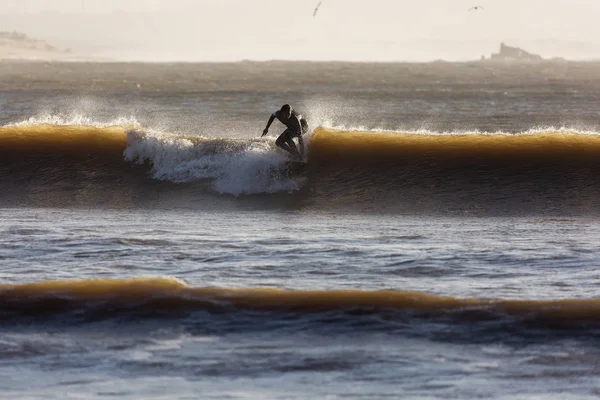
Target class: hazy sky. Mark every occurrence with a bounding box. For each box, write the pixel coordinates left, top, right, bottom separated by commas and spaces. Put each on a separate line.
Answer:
2, 0, 600, 61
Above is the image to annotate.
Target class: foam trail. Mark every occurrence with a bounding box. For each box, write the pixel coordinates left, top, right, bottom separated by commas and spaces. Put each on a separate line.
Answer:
125, 130, 304, 195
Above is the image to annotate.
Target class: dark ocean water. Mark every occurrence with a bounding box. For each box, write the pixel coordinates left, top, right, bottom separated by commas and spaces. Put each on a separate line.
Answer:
1, 60, 600, 399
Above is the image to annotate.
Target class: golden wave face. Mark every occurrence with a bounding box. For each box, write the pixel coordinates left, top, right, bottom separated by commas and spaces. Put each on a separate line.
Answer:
1, 277, 600, 326
300, 128, 600, 215
0, 124, 153, 208
309, 127, 600, 165
0, 124, 128, 155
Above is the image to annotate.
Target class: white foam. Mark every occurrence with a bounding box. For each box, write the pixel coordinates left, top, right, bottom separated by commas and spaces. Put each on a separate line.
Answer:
125, 130, 304, 196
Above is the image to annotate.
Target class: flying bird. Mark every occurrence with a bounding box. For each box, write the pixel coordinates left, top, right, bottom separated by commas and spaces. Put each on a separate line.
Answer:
469, 6, 484, 11
313, 1, 323, 17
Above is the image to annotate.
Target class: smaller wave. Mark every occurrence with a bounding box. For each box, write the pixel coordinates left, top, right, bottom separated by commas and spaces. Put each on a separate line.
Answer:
125, 129, 305, 195
2, 277, 600, 334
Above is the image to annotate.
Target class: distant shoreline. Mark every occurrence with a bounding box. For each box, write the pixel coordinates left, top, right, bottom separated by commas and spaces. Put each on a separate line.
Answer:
0, 45, 108, 62
0, 30, 107, 62
2, 31, 599, 64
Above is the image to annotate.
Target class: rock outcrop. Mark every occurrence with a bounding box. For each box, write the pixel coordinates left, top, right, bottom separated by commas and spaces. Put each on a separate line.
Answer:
483, 42, 543, 61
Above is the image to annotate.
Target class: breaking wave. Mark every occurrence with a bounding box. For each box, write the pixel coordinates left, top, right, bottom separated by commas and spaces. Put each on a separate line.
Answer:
2, 121, 600, 214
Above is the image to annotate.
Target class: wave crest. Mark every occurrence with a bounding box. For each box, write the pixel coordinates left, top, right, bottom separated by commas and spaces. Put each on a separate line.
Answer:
2, 277, 600, 335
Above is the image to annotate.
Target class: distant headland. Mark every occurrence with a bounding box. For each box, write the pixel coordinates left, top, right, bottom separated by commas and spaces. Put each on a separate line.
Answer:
480, 42, 565, 62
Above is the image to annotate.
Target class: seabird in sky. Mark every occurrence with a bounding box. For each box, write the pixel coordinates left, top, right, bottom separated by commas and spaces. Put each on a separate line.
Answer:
469, 6, 484, 11
313, 1, 323, 17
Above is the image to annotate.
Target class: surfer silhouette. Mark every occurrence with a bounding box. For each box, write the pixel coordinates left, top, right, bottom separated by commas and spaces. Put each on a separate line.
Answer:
262, 104, 309, 160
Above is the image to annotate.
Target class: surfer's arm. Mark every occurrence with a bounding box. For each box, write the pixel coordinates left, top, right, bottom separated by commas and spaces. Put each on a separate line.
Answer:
262, 113, 276, 136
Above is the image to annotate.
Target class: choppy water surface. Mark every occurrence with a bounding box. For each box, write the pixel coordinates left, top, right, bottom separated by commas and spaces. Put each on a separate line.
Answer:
1, 61, 600, 399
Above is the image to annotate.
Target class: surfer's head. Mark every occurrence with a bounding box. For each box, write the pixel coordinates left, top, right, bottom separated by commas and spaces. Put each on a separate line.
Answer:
280, 104, 292, 118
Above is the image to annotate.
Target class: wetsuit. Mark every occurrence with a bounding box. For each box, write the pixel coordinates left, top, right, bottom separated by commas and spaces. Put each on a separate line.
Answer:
263, 109, 309, 159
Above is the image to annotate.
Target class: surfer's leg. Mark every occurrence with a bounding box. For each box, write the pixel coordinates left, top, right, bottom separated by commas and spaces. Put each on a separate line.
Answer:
276, 130, 300, 158
297, 135, 305, 159
275, 131, 291, 153
286, 137, 303, 160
